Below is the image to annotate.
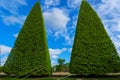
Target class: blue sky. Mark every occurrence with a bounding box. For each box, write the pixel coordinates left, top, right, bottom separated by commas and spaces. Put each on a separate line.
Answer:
0, 0, 120, 66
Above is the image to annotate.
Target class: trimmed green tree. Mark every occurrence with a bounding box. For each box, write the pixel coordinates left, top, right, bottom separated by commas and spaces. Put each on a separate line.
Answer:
69, 0, 120, 75
4, 2, 51, 76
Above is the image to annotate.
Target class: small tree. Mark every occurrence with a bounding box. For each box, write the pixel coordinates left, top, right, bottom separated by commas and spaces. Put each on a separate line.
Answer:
69, 0, 120, 75
63, 63, 69, 72
53, 58, 69, 72
55, 58, 65, 72
4, 2, 51, 76
58, 58, 65, 65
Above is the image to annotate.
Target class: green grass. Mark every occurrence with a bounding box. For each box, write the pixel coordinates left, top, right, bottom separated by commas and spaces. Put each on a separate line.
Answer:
0, 78, 55, 80
83, 78, 120, 80
0, 78, 120, 80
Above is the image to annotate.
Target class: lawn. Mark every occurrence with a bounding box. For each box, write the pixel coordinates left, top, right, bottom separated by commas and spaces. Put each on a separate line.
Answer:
1, 78, 120, 80
1, 72, 120, 80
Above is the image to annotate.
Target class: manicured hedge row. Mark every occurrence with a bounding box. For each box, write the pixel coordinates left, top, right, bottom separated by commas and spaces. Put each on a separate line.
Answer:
4, 2, 51, 76
69, 0, 120, 75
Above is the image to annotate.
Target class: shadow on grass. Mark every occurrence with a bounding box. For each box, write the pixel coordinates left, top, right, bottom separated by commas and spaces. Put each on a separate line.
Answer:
1, 74, 120, 80
69, 74, 120, 78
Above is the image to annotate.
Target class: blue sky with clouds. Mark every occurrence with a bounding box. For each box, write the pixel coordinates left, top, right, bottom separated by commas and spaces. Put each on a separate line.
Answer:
0, 0, 120, 66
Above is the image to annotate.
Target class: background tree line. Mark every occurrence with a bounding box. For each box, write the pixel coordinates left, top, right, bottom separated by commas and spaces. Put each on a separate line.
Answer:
52, 58, 69, 72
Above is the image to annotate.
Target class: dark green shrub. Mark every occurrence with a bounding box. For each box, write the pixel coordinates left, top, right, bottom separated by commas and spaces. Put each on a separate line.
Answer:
0, 66, 4, 72
69, 0, 120, 75
4, 2, 51, 76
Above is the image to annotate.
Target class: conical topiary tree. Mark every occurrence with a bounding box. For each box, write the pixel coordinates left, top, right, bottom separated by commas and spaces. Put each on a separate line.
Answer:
4, 2, 51, 76
69, 0, 120, 75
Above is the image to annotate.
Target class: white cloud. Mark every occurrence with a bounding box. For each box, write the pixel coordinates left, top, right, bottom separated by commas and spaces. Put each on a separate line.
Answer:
51, 60, 56, 66
0, 0, 27, 15
43, 8, 72, 45
49, 48, 68, 66
0, 0, 27, 26
43, 8, 70, 31
0, 45, 10, 65
97, 0, 120, 32
0, 45, 11, 54
44, 0, 60, 8
16, 0, 27, 5
49, 48, 67, 59
69, 48, 72, 53
117, 35, 120, 39
94, 0, 120, 54
1, 15, 26, 26
66, 0, 120, 54
13, 33, 19, 38
111, 35, 120, 54
67, 0, 82, 9
1, 57, 7, 66
111, 19, 120, 32
63, 34, 74, 46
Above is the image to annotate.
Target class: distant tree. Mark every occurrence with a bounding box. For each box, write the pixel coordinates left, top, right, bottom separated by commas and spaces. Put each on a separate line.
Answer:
58, 58, 65, 65
69, 0, 120, 75
0, 66, 4, 72
53, 58, 69, 72
63, 63, 69, 72
4, 2, 51, 76
55, 58, 65, 72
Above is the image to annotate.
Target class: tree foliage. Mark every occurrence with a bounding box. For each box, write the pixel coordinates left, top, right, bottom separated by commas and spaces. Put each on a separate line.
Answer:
0, 66, 4, 72
58, 58, 65, 65
4, 2, 51, 76
69, 0, 120, 75
52, 58, 69, 72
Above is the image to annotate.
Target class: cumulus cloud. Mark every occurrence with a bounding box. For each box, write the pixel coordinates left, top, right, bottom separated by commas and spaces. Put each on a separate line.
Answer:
43, 8, 73, 45
49, 48, 67, 59
0, 45, 11, 54
49, 48, 68, 66
43, 8, 70, 31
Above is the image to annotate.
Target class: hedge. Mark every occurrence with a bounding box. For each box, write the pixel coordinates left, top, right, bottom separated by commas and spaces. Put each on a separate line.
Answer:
4, 2, 51, 76
69, 0, 120, 75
